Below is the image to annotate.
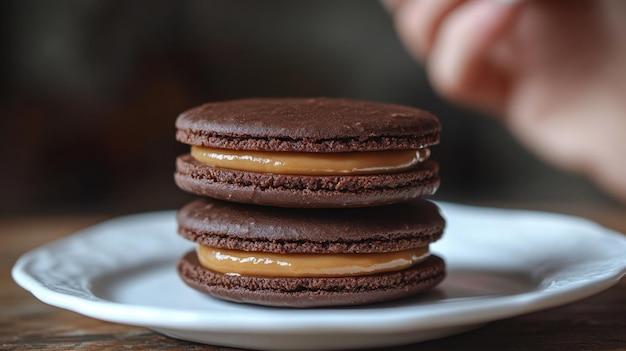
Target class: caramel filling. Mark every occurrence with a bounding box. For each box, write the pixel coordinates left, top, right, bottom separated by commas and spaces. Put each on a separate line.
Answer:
196, 245, 430, 277
190, 146, 430, 175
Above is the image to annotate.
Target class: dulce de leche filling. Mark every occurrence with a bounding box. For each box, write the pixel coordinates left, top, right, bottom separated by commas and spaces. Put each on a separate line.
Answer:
190, 145, 430, 175
196, 245, 430, 277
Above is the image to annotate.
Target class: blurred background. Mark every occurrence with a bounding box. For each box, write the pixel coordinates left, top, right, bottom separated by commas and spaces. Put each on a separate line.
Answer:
0, 0, 612, 216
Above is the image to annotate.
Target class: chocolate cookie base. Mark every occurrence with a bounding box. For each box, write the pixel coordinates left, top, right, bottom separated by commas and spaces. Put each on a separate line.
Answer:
177, 251, 446, 308
174, 154, 440, 208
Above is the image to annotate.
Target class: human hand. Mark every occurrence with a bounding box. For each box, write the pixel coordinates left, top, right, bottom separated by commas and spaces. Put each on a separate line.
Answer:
385, 0, 626, 202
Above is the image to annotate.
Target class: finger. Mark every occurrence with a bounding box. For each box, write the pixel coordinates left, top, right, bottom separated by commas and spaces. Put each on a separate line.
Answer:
386, 0, 468, 60
428, 0, 522, 111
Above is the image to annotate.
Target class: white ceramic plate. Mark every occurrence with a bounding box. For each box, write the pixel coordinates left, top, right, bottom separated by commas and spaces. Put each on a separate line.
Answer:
12, 203, 626, 350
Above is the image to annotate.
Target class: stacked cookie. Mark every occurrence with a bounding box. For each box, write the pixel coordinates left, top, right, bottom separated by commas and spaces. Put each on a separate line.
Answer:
174, 98, 445, 307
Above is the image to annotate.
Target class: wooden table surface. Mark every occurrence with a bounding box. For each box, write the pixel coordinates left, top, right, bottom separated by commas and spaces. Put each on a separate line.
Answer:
2, 204, 626, 351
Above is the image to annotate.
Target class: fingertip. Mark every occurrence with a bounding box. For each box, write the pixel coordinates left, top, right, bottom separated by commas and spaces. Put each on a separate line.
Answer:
393, 0, 428, 58
392, 0, 468, 61
427, 0, 521, 109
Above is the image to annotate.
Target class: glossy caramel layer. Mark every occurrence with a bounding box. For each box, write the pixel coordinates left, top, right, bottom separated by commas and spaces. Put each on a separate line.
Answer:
190, 146, 429, 175
196, 245, 430, 277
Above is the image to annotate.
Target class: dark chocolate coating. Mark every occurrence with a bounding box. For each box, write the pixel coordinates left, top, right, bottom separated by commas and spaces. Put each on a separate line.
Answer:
176, 198, 445, 254
174, 154, 440, 208
175, 98, 440, 152
177, 251, 445, 308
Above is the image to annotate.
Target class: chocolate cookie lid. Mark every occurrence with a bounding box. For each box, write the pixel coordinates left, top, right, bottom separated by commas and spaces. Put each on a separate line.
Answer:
175, 98, 440, 152
177, 198, 445, 254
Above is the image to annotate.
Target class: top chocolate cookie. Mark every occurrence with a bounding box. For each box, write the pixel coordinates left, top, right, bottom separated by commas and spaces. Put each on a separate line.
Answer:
175, 98, 440, 152
174, 98, 441, 208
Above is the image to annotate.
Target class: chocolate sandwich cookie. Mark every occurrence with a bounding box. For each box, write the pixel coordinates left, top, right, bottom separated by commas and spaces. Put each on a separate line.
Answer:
176, 198, 446, 307
175, 98, 441, 208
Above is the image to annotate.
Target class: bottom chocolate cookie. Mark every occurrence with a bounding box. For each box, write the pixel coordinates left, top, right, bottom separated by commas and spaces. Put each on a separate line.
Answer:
177, 251, 446, 308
